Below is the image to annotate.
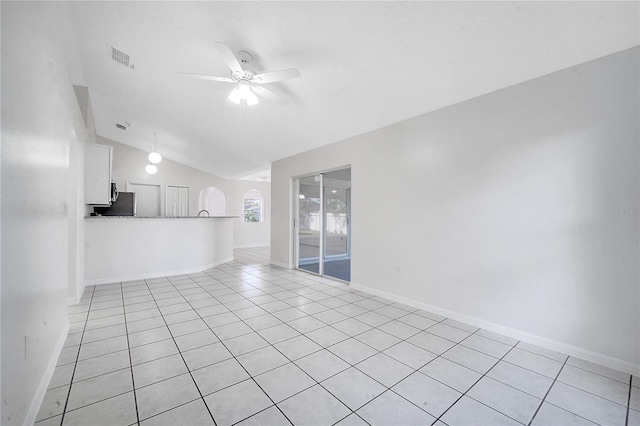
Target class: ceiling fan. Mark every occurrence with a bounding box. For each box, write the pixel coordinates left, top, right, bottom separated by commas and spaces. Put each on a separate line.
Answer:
179, 42, 301, 107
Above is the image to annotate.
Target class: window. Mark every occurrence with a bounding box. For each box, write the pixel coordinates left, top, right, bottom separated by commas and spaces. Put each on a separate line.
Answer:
243, 190, 264, 222
244, 198, 262, 222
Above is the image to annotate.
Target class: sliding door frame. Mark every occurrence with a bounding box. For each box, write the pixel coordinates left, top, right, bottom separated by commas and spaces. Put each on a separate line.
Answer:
292, 166, 350, 279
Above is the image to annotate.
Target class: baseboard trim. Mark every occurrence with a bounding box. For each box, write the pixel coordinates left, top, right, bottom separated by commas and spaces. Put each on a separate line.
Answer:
67, 279, 86, 306
269, 259, 292, 270
233, 244, 270, 249
24, 319, 70, 426
350, 282, 640, 376
85, 257, 234, 286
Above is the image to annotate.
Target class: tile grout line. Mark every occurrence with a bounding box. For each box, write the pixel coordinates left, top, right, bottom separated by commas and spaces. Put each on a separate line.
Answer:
186, 270, 355, 425
566, 363, 632, 387
432, 331, 523, 425
197, 261, 465, 423
219, 265, 390, 425
192, 260, 519, 423
197, 269, 632, 418
89, 261, 569, 375
74, 287, 608, 426
183, 273, 303, 426
56, 249, 627, 426
241, 272, 521, 424
58, 285, 96, 425
75, 270, 482, 423
139, 277, 220, 426
527, 355, 569, 426
180, 276, 298, 426
120, 281, 141, 425
192, 263, 376, 423
625, 375, 632, 426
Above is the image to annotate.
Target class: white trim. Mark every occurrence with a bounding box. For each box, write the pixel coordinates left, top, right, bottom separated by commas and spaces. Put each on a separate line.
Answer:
24, 320, 70, 426
292, 177, 299, 269
85, 257, 233, 285
350, 282, 640, 376
233, 244, 270, 249
67, 282, 86, 306
126, 180, 164, 217
319, 173, 325, 276
270, 259, 292, 270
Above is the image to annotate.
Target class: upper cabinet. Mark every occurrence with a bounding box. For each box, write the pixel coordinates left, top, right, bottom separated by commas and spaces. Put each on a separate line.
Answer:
85, 144, 113, 205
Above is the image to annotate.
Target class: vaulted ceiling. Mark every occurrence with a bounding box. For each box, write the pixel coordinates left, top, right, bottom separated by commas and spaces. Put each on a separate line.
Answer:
54, 1, 638, 179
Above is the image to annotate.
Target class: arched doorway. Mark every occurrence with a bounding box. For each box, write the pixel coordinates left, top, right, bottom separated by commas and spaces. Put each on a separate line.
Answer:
198, 187, 226, 216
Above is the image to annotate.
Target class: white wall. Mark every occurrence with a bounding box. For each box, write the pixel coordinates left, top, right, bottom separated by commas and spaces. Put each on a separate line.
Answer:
96, 137, 271, 248
1, 2, 88, 424
85, 218, 234, 284
234, 186, 270, 248
66, 131, 86, 304
271, 48, 639, 372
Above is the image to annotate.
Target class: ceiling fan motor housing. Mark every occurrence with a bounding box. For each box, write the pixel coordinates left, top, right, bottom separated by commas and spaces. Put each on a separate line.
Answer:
232, 69, 256, 81
179, 42, 300, 106
237, 50, 253, 64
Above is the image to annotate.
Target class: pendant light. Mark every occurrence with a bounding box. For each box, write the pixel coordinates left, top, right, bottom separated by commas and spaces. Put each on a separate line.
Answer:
145, 164, 158, 174
148, 132, 162, 164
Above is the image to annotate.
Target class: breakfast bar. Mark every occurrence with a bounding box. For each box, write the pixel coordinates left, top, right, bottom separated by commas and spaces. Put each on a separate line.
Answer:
84, 216, 236, 285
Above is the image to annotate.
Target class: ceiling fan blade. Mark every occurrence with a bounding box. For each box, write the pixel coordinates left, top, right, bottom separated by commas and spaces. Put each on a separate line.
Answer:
252, 85, 289, 106
178, 72, 234, 83
215, 42, 243, 75
253, 68, 301, 84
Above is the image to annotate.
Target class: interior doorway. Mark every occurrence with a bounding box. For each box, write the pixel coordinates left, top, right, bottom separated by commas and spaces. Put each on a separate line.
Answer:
295, 168, 351, 281
198, 187, 226, 216
127, 182, 161, 217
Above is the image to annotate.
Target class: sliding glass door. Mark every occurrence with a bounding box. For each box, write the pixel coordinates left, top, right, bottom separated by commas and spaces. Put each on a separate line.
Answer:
297, 175, 322, 274
295, 168, 351, 281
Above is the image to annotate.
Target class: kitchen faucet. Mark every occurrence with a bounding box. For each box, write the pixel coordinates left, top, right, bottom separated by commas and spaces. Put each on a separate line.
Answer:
198, 209, 210, 217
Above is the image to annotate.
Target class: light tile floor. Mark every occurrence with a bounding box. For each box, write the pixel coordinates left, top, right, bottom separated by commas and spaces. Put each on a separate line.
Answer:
37, 247, 639, 425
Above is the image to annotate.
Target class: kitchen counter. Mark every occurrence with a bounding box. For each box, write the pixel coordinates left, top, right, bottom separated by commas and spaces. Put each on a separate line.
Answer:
86, 216, 238, 219
84, 216, 236, 285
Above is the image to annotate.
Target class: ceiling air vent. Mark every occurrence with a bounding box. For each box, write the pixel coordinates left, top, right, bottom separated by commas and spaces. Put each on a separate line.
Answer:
115, 123, 127, 130
110, 46, 134, 69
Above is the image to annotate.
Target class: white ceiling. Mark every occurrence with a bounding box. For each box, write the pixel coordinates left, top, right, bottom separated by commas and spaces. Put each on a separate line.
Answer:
56, 1, 638, 180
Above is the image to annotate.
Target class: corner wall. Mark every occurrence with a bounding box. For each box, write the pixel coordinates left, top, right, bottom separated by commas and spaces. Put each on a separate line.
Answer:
1, 2, 88, 424
271, 48, 640, 372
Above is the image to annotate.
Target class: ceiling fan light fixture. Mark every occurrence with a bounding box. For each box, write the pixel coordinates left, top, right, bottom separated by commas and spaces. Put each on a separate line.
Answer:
246, 90, 258, 106
229, 80, 259, 106
181, 42, 299, 107
238, 80, 251, 98
228, 86, 241, 104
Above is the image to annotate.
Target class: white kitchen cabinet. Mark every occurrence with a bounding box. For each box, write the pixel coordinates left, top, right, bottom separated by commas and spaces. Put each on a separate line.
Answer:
85, 144, 113, 205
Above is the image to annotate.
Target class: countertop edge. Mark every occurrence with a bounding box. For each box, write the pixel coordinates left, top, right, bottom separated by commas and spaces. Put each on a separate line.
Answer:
85, 216, 239, 220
